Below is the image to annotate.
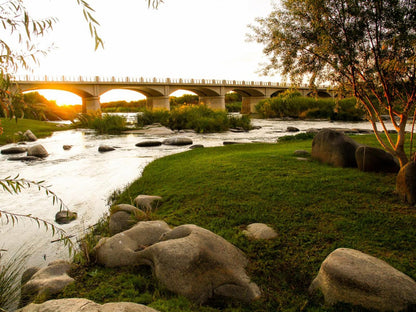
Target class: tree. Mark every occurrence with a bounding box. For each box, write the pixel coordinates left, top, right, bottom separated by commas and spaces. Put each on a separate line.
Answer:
250, 0, 416, 167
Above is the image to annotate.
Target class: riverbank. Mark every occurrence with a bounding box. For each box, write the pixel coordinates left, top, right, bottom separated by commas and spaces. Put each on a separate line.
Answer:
56, 136, 416, 312
0, 118, 70, 146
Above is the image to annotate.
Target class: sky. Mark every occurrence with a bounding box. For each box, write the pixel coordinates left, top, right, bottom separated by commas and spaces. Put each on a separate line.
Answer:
19, 0, 277, 105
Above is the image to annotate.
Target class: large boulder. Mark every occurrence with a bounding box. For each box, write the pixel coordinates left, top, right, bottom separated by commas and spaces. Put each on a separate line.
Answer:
309, 248, 416, 311
396, 161, 416, 205
16, 298, 160, 312
162, 137, 193, 146
311, 129, 360, 167
135, 224, 261, 304
134, 195, 162, 213
23, 130, 37, 142
95, 221, 171, 267
109, 204, 147, 235
20, 260, 74, 307
355, 146, 400, 173
1, 146, 27, 154
27, 144, 48, 158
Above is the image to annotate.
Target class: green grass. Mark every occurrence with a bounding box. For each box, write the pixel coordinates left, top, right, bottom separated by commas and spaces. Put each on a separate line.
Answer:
0, 118, 70, 146
59, 135, 416, 311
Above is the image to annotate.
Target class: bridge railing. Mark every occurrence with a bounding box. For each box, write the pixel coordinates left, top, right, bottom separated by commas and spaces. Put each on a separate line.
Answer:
13, 75, 330, 89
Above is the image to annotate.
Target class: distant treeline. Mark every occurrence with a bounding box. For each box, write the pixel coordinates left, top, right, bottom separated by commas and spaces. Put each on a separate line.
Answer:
0, 92, 81, 121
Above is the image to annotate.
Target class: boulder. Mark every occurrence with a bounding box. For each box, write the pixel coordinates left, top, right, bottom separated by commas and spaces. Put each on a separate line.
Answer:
55, 210, 77, 224
1, 146, 27, 154
311, 129, 360, 167
286, 126, 300, 132
27, 144, 48, 158
23, 130, 37, 142
243, 223, 277, 240
109, 204, 147, 235
309, 248, 416, 311
20, 260, 74, 307
396, 161, 416, 205
355, 146, 400, 173
134, 195, 163, 213
98, 145, 115, 152
94, 221, 171, 267
162, 137, 193, 146
136, 141, 162, 147
16, 298, 160, 312
134, 224, 261, 304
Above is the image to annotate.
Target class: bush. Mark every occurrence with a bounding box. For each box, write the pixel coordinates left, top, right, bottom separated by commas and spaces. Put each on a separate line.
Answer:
225, 102, 242, 112
256, 92, 364, 121
136, 106, 252, 133
136, 110, 170, 127
75, 114, 127, 134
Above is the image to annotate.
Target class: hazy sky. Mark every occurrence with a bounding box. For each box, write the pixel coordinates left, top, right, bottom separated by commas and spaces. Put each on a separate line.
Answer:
20, 0, 277, 104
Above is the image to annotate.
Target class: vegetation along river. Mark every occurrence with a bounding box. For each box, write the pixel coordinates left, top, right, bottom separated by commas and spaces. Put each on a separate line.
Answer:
0, 115, 394, 268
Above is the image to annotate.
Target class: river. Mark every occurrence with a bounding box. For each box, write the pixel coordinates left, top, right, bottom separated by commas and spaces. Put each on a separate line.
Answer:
0, 115, 393, 268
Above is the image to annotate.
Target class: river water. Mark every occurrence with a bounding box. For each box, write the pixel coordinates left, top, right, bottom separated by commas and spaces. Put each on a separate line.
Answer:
0, 116, 393, 268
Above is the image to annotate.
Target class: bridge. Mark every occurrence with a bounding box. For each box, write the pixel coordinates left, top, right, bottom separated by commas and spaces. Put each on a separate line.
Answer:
14, 76, 335, 113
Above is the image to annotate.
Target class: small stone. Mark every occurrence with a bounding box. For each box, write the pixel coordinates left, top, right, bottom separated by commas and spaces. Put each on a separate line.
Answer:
135, 141, 162, 147
293, 150, 310, 157
189, 144, 204, 149
134, 195, 162, 213
55, 210, 77, 224
23, 130, 37, 141
162, 137, 193, 146
243, 223, 277, 240
286, 126, 300, 132
98, 145, 115, 152
63, 145, 72, 150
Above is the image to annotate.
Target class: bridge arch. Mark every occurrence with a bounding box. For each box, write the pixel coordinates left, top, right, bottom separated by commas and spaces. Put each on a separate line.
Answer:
18, 83, 95, 98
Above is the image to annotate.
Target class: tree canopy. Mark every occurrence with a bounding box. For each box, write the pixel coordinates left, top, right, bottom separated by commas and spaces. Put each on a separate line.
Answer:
250, 0, 416, 166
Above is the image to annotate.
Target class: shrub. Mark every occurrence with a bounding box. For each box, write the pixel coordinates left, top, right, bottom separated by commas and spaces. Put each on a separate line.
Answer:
136, 110, 170, 127
136, 106, 252, 133
256, 92, 364, 121
225, 102, 242, 112
75, 114, 127, 134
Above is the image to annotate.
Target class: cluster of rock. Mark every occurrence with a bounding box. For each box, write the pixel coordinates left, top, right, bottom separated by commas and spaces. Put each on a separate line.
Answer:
1, 129, 51, 161
311, 129, 400, 172
309, 129, 416, 205
18, 186, 416, 311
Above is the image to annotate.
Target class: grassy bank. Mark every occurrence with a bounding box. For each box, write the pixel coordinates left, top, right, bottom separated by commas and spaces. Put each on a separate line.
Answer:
58, 135, 416, 311
0, 118, 70, 146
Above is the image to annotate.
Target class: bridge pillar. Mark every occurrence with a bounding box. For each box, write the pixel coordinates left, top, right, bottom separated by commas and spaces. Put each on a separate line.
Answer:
82, 96, 101, 114
199, 96, 225, 111
147, 96, 170, 110
241, 96, 268, 114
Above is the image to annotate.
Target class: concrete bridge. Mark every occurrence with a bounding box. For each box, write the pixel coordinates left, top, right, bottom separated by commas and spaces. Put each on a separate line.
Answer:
14, 75, 335, 113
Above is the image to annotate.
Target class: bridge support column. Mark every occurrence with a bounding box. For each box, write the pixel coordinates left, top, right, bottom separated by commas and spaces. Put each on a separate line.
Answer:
82, 96, 101, 114
241, 96, 268, 114
199, 96, 225, 111
147, 96, 170, 111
